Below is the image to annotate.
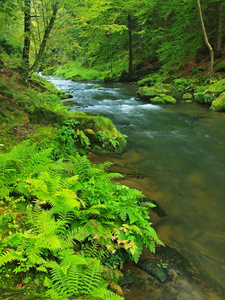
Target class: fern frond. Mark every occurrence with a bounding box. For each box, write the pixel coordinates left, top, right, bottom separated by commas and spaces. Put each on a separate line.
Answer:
82, 259, 102, 294
91, 286, 124, 300
0, 249, 24, 267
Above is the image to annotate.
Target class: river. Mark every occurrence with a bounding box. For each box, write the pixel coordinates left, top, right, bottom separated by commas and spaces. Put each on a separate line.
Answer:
43, 76, 225, 298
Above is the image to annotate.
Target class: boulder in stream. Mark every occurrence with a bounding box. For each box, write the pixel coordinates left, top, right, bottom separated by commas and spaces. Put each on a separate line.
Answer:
151, 94, 177, 104
137, 83, 179, 101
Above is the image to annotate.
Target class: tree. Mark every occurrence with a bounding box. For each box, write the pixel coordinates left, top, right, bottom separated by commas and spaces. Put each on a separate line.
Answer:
29, 1, 59, 74
215, 0, 223, 58
22, 0, 31, 69
197, 0, 214, 79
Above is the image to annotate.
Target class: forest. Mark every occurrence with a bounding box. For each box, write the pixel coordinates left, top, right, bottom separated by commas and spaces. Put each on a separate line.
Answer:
0, 0, 225, 299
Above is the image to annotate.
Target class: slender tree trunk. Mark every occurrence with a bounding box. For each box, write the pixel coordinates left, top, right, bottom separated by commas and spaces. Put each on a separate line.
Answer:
29, 2, 59, 74
22, 0, 31, 69
215, 0, 223, 58
128, 13, 133, 77
197, 0, 214, 79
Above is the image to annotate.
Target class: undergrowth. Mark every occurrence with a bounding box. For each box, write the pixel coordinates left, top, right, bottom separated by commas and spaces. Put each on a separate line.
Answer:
0, 141, 163, 299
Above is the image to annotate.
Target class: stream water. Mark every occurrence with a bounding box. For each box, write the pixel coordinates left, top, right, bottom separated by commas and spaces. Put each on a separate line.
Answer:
44, 76, 225, 298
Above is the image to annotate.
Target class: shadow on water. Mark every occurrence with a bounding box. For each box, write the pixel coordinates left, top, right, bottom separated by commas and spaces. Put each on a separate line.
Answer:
43, 75, 225, 299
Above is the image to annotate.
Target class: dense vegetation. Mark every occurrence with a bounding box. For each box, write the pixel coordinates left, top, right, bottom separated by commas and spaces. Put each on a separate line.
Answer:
0, 0, 225, 299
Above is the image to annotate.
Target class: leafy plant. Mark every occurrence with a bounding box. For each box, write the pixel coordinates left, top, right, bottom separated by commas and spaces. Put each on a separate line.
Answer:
0, 141, 163, 298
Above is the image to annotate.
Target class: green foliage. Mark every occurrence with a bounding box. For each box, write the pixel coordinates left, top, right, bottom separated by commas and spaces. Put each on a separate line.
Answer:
95, 131, 119, 150
54, 61, 105, 81
54, 119, 90, 157
0, 141, 162, 298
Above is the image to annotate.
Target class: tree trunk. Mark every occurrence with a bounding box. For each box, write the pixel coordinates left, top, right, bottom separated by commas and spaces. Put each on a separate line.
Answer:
22, 0, 31, 69
29, 2, 59, 75
128, 13, 133, 77
197, 0, 214, 79
215, 0, 223, 58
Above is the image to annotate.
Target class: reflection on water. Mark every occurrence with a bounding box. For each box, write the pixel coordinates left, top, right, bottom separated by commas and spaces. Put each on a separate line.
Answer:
44, 75, 225, 297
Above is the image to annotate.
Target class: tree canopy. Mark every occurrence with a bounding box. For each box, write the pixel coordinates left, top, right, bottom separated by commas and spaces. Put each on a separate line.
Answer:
0, 0, 224, 78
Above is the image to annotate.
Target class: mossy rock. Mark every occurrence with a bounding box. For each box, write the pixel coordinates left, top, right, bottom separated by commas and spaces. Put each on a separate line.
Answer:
74, 115, 127, 153
210, 92, 225, 112
151, 94, 177, 104
58, 90, 73, 99
214, 60, 225, 73
205, 78, 225, 97
182, 93, 192, 100
71, 74, 83, 81
194, 92, 204, 103
137, 83, 179, 100
194, 92, 215, 104
138, 76, 155, 87
93, 84, 101, 88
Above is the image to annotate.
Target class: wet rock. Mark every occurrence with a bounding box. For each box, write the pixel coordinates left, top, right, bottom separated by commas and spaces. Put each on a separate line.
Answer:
138, 259, 170, 283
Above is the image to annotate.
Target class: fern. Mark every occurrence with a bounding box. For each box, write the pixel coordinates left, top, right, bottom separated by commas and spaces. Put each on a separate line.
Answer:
0, 141, 162, 299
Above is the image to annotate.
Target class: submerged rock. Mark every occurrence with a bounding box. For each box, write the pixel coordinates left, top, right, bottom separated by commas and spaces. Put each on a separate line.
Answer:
138, 259, 170, 283
210, 92, 225, 112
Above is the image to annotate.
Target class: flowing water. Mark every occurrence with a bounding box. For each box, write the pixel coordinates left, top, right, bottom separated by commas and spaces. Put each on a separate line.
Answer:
44, 76, 225, 298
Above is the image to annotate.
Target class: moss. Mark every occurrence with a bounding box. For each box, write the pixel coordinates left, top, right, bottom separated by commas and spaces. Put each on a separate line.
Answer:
138, 76, 155, 87
74, 115, 127, 153
205, 78, 225, 97
151, 94, 177, 104
194, 92, 215, 105
0, 66, 126, 154
137, 83, 179, 100
194, 92, 204, 103
182, 93, 192, 100
210, 92, 225, 111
